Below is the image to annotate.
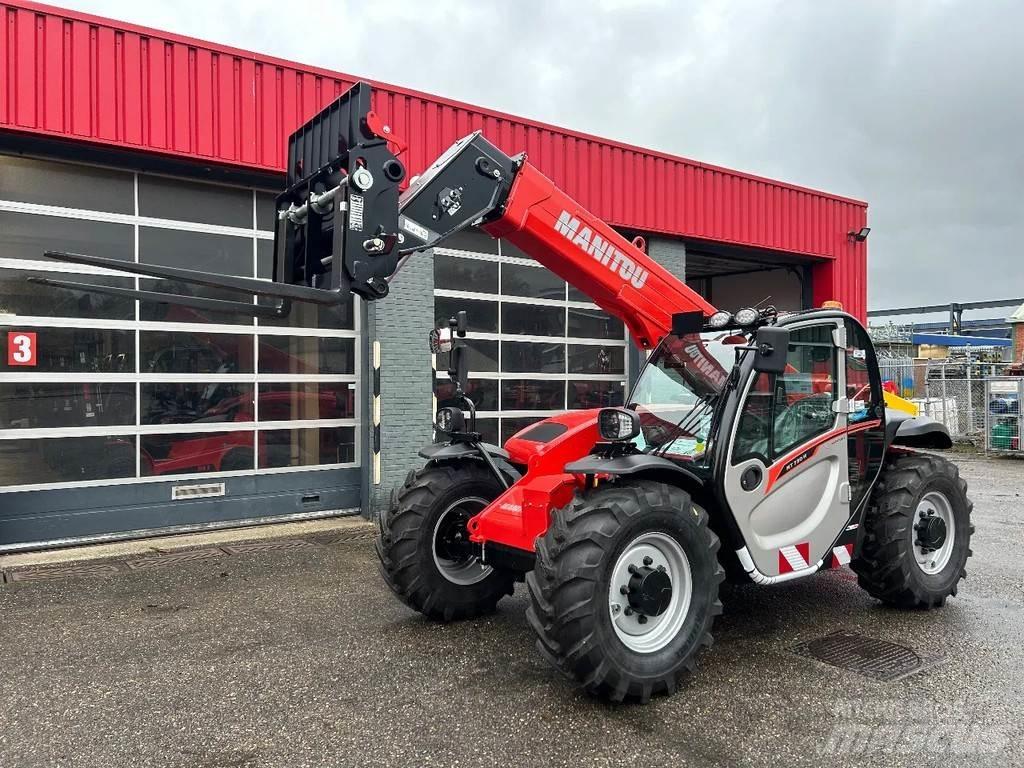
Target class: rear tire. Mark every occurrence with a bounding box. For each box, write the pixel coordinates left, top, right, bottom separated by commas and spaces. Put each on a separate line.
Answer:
526, 481, 723, 703
376, 462, 515, 622
852, 453, 973, 608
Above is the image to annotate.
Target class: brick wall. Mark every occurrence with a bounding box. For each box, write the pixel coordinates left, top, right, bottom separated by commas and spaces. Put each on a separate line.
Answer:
366, 249, 436, 516
646, 236, 687, 284
1014, 323, 1024, 364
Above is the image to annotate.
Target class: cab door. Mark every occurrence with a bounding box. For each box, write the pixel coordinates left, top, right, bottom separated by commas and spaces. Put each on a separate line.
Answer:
722, 320, 851, 578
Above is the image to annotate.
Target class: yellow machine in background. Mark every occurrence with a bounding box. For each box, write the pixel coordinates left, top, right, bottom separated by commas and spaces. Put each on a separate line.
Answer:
884, 390, 920, 416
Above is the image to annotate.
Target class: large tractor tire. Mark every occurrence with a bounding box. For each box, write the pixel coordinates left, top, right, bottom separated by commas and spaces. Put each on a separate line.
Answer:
526, 480, 723, 703
852, 452, 974, 608
376, 462, 515, 622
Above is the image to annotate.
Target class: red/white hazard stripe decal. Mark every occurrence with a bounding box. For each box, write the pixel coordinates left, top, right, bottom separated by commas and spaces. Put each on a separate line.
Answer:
778, 542, 811, 574
830, 543, 854, 568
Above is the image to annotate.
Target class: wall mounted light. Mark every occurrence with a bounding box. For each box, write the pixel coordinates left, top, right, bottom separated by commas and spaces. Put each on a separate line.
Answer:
848, 227, 871, 242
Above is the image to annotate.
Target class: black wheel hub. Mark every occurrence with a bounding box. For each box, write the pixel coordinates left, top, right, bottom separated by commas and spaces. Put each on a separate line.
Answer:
434, 507, 476, 562
914, 515, 947, 552
626, 565, 673, 617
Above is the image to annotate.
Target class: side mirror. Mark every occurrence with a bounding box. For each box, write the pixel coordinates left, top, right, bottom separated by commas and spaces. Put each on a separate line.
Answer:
443, 311, 470, 394
752, 326, 790, 374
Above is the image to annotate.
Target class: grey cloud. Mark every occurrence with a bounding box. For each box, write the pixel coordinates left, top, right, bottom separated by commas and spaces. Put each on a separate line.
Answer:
57, 0, 1024, 312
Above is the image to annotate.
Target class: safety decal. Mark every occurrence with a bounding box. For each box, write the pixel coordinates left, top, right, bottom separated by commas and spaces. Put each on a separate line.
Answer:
778, 542, 811, 574
830, 543, 854, 568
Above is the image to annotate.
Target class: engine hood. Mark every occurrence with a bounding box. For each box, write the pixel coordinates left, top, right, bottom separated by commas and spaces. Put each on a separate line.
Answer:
503, 409, 601, 468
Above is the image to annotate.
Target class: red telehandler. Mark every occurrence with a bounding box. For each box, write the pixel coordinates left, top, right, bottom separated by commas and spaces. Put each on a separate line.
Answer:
37, 82, 972, 702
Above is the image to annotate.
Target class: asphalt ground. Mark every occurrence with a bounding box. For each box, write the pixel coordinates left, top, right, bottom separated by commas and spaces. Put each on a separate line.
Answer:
1, 452, 1022, 768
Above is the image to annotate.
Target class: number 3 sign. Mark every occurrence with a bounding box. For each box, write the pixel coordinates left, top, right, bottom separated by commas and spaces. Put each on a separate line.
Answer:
7, 331, 37, 367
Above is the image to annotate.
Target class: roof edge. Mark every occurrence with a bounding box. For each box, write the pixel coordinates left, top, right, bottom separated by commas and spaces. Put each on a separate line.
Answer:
11, 0, 868, 209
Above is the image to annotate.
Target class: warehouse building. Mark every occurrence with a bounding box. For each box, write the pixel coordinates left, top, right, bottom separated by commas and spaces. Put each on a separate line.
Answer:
0, 1, 868, 550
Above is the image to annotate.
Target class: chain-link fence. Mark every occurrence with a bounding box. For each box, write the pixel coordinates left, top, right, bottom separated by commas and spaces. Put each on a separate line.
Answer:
878, 358, 1012, 441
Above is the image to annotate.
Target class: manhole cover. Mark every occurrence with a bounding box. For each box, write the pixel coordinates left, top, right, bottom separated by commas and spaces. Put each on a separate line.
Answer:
793, 631, 941, 682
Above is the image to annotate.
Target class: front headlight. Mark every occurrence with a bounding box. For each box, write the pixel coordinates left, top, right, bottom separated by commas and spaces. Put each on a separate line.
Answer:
435, 406, 465, 434
598, 408, 641, 442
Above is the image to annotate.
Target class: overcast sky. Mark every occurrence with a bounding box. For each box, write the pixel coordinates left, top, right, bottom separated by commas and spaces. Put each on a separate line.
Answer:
58, 0, 1024, 317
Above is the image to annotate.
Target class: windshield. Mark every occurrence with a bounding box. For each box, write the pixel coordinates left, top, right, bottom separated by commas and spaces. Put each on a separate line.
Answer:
628, 332, 741, 464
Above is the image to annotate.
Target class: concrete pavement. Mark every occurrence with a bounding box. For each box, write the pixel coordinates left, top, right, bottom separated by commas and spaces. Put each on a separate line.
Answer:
1, 453, 1021, 768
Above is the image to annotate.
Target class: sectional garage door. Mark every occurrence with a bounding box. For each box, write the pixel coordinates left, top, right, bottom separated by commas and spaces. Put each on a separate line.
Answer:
0, 153, 362, 550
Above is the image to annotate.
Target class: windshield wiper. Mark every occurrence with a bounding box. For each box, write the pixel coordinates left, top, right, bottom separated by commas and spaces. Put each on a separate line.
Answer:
649, 392, 720, 458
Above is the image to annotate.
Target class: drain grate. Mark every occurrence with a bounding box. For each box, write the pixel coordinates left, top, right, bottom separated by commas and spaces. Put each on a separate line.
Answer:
125, 547, 227, 571
317, 529, 377, 546
6, 563, 122, 583
793, 631, 941, 682
221, 539, 314, 555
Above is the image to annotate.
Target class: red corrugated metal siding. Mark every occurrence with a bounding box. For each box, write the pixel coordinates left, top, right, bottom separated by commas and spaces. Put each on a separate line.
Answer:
0, 0, 868, 318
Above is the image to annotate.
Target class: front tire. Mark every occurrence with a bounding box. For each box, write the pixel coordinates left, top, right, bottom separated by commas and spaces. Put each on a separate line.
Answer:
852, 453, 974, 608
376, 462, 515, 622
526, 481, 723, 703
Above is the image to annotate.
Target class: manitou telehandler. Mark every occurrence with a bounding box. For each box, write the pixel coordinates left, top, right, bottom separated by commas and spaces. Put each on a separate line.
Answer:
37, 82, 972, 703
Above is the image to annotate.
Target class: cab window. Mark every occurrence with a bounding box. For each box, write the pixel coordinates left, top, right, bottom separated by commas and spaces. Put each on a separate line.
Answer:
733, 324, 839, 463
845, 320, 882, 423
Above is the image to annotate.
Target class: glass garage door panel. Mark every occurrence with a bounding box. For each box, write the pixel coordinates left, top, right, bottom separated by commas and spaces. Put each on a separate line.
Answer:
259, 427, 357, 468
435, 378, 498, 412
141, 383, 254, 425
0, 270, 135, 320
257, 383, 357, 421
0, 328, 135, 373
0, 155, 133, 212
141, 431, 256, 476
433, 241, 629, 443
0, 383, 135, 429
0, 155, 363, 549
0, 210, 133, 263
435, 297, 498, 333
138, 175, 253, 228
140, 331, 254, 375
0, 435, 137, 485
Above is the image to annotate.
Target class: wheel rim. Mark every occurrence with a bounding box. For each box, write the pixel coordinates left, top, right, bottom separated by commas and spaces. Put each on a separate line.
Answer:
912, 491, 956, 575
432, 497, 493, 586
608, 532, 693, 654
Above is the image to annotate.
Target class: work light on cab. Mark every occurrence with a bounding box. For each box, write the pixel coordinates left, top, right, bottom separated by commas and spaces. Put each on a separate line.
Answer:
734, 307, 759, 326
707, 310, 733, 329
597, 408, 641, 442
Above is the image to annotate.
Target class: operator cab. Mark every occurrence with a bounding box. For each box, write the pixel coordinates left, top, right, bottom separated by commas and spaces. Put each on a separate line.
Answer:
586, 306, 890, 581
625, 328, 740, 477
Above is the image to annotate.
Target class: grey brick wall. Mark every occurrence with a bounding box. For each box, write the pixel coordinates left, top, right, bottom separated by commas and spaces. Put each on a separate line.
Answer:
628, 236, 687, 381
365, 249, 436, 516
647, 236, 686, 283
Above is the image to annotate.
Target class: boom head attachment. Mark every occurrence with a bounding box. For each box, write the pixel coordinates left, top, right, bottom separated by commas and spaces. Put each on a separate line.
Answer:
274, 81, 406, 300
396, 132, 518, 253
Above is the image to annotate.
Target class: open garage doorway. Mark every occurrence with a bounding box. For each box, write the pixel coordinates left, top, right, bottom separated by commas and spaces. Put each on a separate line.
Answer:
683, 244, 817, 314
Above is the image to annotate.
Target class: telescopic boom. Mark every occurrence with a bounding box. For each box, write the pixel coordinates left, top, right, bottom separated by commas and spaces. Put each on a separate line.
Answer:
40, 81, 716, 346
